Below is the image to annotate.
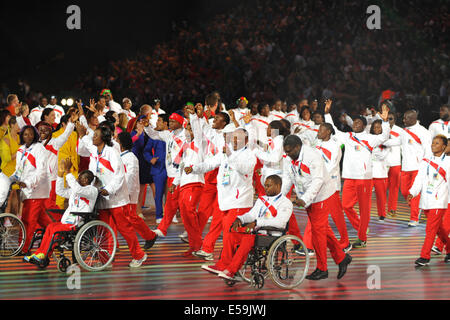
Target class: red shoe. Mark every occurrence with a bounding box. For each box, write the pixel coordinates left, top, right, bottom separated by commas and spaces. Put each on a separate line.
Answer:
201, 264, 223, 274
218, 269, 235, 280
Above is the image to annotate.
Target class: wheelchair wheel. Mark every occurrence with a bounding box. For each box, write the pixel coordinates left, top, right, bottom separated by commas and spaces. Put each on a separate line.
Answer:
267, 235, 309, 289
57, 257, 72, 273
0, 213, 26, 257
74, 220, 117, 272
251, 272, 264, 289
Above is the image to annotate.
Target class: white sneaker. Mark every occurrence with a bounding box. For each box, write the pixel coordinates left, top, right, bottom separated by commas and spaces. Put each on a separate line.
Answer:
193, 250, 214, 261
154, 229, 165, 237
156, 218, 162, 224
172, 216, 179, 223
408, 220, 419, 227
431, 246, 442, 255
179, 231, 188, 238
138, 213, 145, 219
207, 216, 212, 223
129, 253, 147, 268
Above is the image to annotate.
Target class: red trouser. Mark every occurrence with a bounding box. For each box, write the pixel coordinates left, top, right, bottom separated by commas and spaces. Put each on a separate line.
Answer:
124, 204, 156, 241
178, 183, 204, 251
99, 206, 145, 260
201, 195, 223, 254
342, 179, 373, 242
35, 222, 76, 255
435, 205, 450, 252
387, 166, 401, 212
157, 177, 180, 236
44, 180, 62, 221
197, 171, 218, 234
253, 159, 265, 197
420, 209, 450, 259
307, 197, 345, 271
373, 178, 388, 218
215, 207, 252, 271
22, 199, 53, 252
223, 232, 256, 275
400, 171, 421, 222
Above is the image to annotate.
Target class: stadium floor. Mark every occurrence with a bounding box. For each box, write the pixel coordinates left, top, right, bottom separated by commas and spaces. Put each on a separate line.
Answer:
0, 195, 449, 300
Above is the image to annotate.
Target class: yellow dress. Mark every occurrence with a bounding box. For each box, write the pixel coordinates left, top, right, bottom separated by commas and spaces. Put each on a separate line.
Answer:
52, 128, 80, 208
0, 130, 20, 191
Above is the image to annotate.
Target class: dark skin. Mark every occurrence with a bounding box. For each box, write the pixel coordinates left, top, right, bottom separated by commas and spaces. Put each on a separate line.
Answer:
317, 125, 331, 141
388, 113, 396, 128
403, 110, 418, 128
312, 113, 324, 126
439, 106, 449, 121
407, 137, 447, 204
92, 129, 109, 196
17, 128, 36, 189
231, 179, 282, 231
283, 143, 306, 207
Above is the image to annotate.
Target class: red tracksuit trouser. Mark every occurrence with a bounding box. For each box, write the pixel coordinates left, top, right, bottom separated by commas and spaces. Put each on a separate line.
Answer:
387, 165, 401, 212
307, 197, 346, 271
342, 179, 373, 242
400, 171, 421, 222
435, 205, 450, 252
124, 204, 156, 241
34, 222, 76, 255
214, 207, 252, 271
157, 177, 180, 236
99, 206, 145, 260
22, 199, 53, 252
201, 195, 222, 254
222, 232, 256, 275
373, 178, 388, 218
178, 183, 204, 251
420, 208, 450, 259
197, 173, 218, 234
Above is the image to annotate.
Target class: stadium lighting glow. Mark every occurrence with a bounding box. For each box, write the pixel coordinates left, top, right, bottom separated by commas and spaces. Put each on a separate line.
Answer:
61, 98, 67, 106
67, 98, 74, 106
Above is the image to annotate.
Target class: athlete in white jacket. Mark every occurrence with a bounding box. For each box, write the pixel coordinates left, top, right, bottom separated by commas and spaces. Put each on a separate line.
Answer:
408, 135, 450, 266
428, 105, 449, 138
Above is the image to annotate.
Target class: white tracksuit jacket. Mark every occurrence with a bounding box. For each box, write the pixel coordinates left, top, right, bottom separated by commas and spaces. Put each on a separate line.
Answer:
315, 137, 342, 192
428, 119, 450, 139
120, 150, 140, 205
44, 121, 75, 181
384, 125, 402, 167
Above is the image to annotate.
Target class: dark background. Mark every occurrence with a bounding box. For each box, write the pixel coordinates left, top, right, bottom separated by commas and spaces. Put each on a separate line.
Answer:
0, 0, 242, 92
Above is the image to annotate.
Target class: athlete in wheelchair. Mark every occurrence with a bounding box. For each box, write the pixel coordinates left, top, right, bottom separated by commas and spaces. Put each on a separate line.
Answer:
23, 158, 117, 272
203, 175, 310, 289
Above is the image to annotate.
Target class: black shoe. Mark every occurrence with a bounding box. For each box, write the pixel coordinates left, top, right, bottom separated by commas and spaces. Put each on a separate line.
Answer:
305, 268, 328, 280
337, 254, 352, 279
343, 243, 352, 253
378, 216, 385, 222
352, 239, 367, 248
144, 235, 158, 250
431, 246, 442, 255
444, 254, 450, 263
414, 257, 430, 266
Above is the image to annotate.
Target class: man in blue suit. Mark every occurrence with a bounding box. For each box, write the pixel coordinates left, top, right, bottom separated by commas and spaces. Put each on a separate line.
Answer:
143, 114, 168, 223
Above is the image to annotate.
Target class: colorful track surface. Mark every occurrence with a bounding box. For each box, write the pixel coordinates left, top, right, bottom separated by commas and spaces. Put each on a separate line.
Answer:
0, 195, 449, 300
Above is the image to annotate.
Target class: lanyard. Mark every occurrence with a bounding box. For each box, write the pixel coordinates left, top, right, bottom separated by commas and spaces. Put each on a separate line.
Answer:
19, 145, 33, 168
96, 147, 105, 174
427, 154, 445, 178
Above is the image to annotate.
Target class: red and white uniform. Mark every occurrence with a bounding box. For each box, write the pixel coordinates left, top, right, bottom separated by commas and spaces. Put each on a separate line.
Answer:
29, 106, 45, 126
108, 100, 123, 114
429, 119, 450, 139
44, 122, 75, 182
121, 109, 137, 121
219, 193, 293, 275
409, 153, 450, 259
297, 123, 320, 147
325, 113, 390, 241
150, 107, 166, 127
12, 142, 52, 252
372, 144, 389, 218
121, 150, 157, 242
396, 122, 432, 222
284, 109, 300, 127
253, 135, 284, 182
281, 145, 346, 271
269, 110, 286, 122
292, 119, 315, 136
250, 114, 270, 144
384, 125, 402, 213
232, 108, 250, 127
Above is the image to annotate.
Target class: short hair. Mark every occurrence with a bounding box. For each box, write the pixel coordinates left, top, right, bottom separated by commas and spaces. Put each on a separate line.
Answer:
434, 134, 448, 146
369, 119, 383, 134
118, 131, 133, 151
0, 109, 11, 125
266, 174, 282, 186
140, 104, 151, 115
299, 106, 311, 119
79, 170, 95, 184
283, 134, 302, 148
205, 93, 219, 107
99, 120, 115, 134
321, 122, 335, 135
257, 103, 269, 114
8, 116, 17, 127
280, 119, 291, 132
95, 126, 113, 147
40, 108, 54, 121
158, 113, 170, 124
234, 127, 249, 139
311, 111, 324, 120
217, 112, 230, 125
19, 125, 39, 145
354, 115, 367, 127
7, 94, 17, 105
269, 120, 288, 137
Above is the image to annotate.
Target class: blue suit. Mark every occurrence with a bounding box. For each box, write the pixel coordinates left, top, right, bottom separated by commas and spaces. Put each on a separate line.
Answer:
143, 137, 167, 220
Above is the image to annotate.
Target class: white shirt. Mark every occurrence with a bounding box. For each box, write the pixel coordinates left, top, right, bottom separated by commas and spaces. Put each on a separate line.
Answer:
108, 100, 123, 114
372, 145, 389, 178
395, 122, 432, 172
232, 108, 250, 127
192, 145, 256, 211
250, 115, 270, 144
120, 109, 137, 121
409, 153, 450, 209
429, 119, 450, 139
120, 150, 140, 204
384, 125, 402, 167
238, 193, 293, 236
150, 108, 166, 128
315, 137, 342, 191
47, 104, 65, 124
269, 110, 286, 122
325, 113, 390, 180
281, 145, 335, 208
29, 106, 45, 126
253, 135, 284, 181
56, 174, 98, 225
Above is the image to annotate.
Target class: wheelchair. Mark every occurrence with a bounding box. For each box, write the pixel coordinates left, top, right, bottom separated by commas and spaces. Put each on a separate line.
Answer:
225, 225, 310, 290
0, 184, 26, 258
25, 195, 117, 272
